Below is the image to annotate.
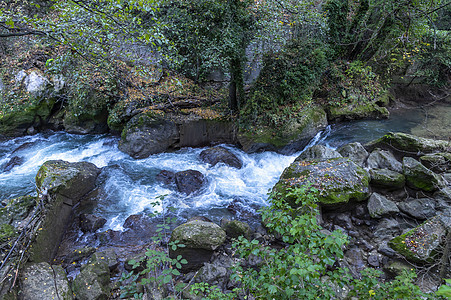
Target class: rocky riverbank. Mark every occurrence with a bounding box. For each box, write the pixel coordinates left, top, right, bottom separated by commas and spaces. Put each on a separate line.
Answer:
0, 132, 449, 299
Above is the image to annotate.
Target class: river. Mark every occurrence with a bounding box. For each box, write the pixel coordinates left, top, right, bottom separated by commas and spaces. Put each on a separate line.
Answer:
1, 103, 449, 231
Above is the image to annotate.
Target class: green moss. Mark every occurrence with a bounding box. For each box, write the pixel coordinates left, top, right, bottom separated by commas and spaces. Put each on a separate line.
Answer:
0, 224, 18, 242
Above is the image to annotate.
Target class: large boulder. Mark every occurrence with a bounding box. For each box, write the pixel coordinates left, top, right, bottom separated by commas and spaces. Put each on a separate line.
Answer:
369, 168, 405, 190
119, 112, 179, 159
273, 157, 370, 206
169, 220, 226, 271
366, 149, 402, 172
398, 198, 437, 220
238, 105, 327, 153
72, 260, 110, 300
337, 142, 369, 167
200, 146, 242, 169
30, 160, 100, 262
402, 157, 445, 192
366, 132, 450, 156
20, 262, 73, 300
388, 211, 450, 263
367, 192, 399, 219
296, 145, 342, 161
175, 170, 205, 195
36, 160, 101, 203
327, 101, 389, 122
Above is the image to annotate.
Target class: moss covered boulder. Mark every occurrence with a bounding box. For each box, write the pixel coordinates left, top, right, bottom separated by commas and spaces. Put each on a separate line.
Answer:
388, 211, 450, 263
337, 142, 369, 167
238, 105, 327, 153
169, 220, 226, 271
327, 100, 389, 122
118, 112, 179, 158
273, 157, 370, 206
36, 160, 101, 203
369, 168, 405, 190
295, 144, 342, 161
366, 132, 450, 155
419, 152, 451, 173
30, 160, 100, 263
0, 195, 36, 227
403, 157, 445, 192
221, 219, 252, 239
72, 260, 110, 300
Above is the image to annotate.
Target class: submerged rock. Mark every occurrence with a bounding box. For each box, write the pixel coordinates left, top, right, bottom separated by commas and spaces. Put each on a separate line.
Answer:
200, 146, 242, 169
402, 157, 445, 192
274, 157, 370, 206
155, 170, 175, 185
175, 170, 205, 195
1, 156, 24, 172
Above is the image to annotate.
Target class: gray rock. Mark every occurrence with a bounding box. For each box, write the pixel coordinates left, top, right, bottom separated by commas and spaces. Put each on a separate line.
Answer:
118, 113, 179, 159
367, 149, 402, 172
403, 157, 445, 192
296, 145, 342, 161
366, 132, 450, 155
196, 262, 228, 290
175, 170, 205, 195
72, 260, 110, 300
398, 198, 436, 220
15, 70, 27, 83
369, 168, 405, 190
36, 160, 101, 202
170, 220, 226, 251
367, 192, 399, 218
88, 249, 118, 271
420, 153, 451, 173
169, 220, 226, 271
24, 71, 49, 94
200, 146, 242, 169
274, 157, 370, 206
221, 219, 252, 239
373, 218, 402, 241
337, 142, 369, 167
20, 262, 73, 300
434, 187, 451, 203
80, 214, 107, 233
389, 210, 450, 262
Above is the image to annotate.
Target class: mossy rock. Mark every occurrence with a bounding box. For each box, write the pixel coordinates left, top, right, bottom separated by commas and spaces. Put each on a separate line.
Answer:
369, 168, 405, 190
238, 105, 327, 153
170, 220, 226, 251
366, 132, 450, 155
0, 98, 55, 136
72, 260, 110, 300
403, 157, 445, 192
0, 224, 18, 242
327, 100, 389, 121
35, 160, 100, 202
118, 111, 179, 158
222, 220, 252, 239
63, 108, 108, 134
420, 153, 451, 173
273, 157, 370, 206
0, 195, 36, 226
388, 213, 450, 263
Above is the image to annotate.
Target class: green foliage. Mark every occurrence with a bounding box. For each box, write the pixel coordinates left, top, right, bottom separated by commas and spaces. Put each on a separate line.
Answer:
348, 269, 433, 300
230, 185, 348, 299
119, 195, 188, 299
436, 279, 451, 298
241, 39, 330, 127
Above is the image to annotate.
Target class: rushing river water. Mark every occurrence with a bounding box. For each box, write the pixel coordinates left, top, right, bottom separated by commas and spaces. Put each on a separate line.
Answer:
1, 104, 449, 231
